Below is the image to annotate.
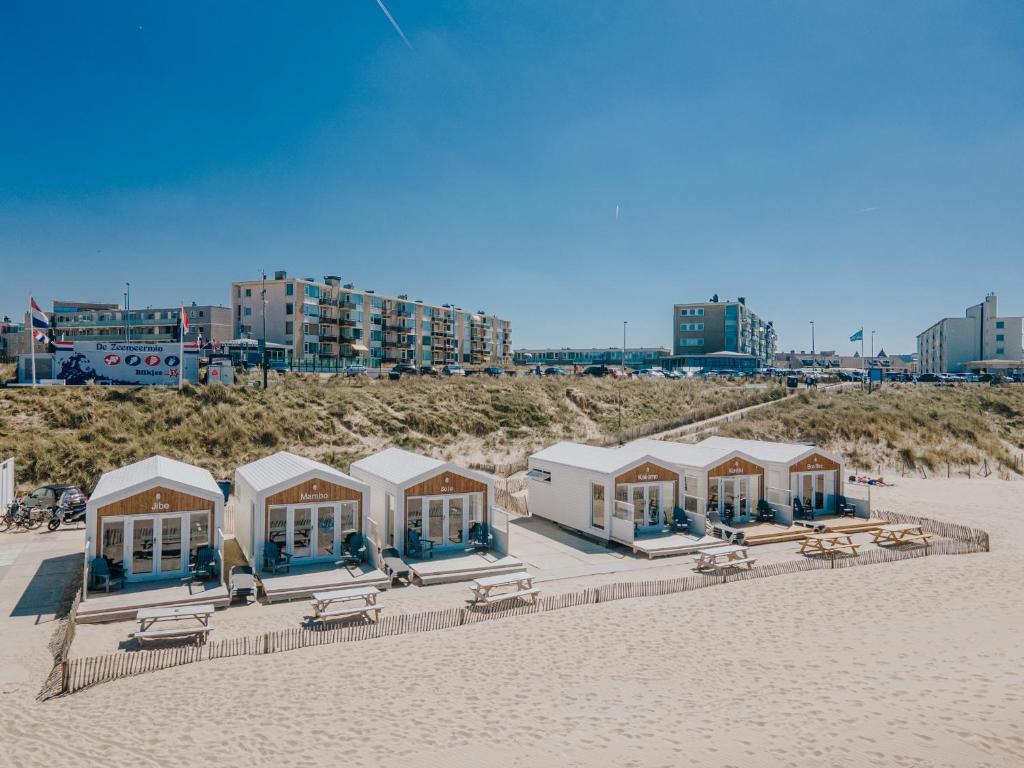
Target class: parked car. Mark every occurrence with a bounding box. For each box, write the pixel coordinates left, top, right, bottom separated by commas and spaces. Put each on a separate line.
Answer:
418, 365, 440, 376
916, 373, 941, 383
388, 363, 419, 380
582, 365, 611, 377
22, 484, 88, 516
441, 364, 466, 376
484, 366, 505, 377
636, 368, 666, 379
344, 364, 368, 377
544, 367, 569, 377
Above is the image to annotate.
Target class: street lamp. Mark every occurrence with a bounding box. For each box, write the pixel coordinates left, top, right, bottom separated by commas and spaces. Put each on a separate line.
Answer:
871, 330, 876, 358
125, 282, 131, 342
810, 320, 815, 354
619, 320, 627, 444
261, 270, 268, 390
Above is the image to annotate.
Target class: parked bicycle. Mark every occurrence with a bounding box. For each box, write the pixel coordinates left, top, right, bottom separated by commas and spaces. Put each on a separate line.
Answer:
0, 498, 43, 532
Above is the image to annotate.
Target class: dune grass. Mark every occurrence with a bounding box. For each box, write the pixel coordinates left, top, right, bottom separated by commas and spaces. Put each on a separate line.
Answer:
0, 375, 785, 489
711, 383, 1024, 474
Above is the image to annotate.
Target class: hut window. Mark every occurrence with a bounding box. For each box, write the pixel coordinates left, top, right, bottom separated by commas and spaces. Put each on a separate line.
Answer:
385, 493, 396, 547
526, 468, 551, 483
591, 483, 605, 530
189, 512, 210, 561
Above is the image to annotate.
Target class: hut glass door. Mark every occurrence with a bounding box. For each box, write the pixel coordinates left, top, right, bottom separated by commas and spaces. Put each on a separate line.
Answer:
124, 513, 191, 578
160, 517, 183, 573
291, 507, 313, 558
317, 505, 337, 557
131, 517, 154, 575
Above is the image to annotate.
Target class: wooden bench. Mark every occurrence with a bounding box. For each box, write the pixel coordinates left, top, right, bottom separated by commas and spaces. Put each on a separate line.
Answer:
480, 587, 541, 604
131, 626, 213, 645
313, 603, 383, 623
470, 571, 538, 605
710, 556, 757, 571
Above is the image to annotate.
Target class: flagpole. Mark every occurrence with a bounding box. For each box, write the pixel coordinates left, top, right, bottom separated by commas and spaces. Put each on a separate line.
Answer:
29, 295, 37, 387
179, 307, 185, 390
861, 328, 865, 391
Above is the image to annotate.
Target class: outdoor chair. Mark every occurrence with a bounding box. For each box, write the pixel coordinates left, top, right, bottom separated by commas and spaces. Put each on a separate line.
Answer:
336, 532, 367, 570
756, 499, 775, 522
708, 511, 745, 545
90, 557, 125, 592
837, 495, 857, 517
467, 522, 492, 552
722, 504, 736, 524
670, 507, 689, 533
379, 546, 411, 587
407, 530, 435, 559
229, 564, 256, 603
189, 546, 218, 581
793, 498, 815, 521
263, 541, 292, 573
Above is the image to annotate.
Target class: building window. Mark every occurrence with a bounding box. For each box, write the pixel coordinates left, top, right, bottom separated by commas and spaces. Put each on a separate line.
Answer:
285, 302, 293, 315
996, 321, 1004, 329
286, 284, 294, 296
526, 468, 551, 483
244, 307, 252, 316
285, 321, 293, 335
591, 483, 605, 530
245, 288, 252, 297
996, 334, 1004, 342
996, 347, 1004, 355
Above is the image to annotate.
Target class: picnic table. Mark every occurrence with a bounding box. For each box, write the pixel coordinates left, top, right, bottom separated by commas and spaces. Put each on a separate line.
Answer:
132, 603, 214, 645
870, 524, 932, 547
470, 571, 539, 605
309, 585, 382, 623
798, 532, 860, 557
694, 544, 757, 573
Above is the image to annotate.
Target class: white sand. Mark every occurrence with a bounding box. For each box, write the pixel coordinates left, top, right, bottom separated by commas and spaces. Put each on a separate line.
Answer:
1, 477, 1022, 767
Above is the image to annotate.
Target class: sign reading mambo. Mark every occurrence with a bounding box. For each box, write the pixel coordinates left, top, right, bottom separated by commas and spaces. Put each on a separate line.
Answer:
54, 341, 198, 386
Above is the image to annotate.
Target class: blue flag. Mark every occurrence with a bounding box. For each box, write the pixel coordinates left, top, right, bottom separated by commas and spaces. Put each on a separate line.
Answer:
849, 328, 863, 342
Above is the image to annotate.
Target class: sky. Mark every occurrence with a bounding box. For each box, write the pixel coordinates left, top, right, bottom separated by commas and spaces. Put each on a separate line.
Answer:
1, 1, 1023, 354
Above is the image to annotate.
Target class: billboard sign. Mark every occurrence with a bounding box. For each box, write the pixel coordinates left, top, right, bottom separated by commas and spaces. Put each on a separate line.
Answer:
53, 341, 199, 386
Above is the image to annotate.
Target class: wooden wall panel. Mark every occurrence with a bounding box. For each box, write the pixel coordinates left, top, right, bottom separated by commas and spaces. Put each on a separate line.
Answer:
403, 471, 489, 523
96, 485, 215, 552
263, 477, 365, 542
707, 456, 765, 479
614, 462, 680, 487
789, 453, 841, 474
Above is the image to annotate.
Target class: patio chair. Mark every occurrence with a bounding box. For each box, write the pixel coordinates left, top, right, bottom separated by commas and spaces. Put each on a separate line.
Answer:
467, 522, 492, 552
336, 531, 367, 570
262, 541, 292, 573
756, 499, 776, 522
379, 546, 411, 587
793, 498, 815, 521
837, 495, 857, 517
90, 557, 125, 592
708, 511, 745, 545
229, 564, 256, 603
670, 507, 689, 533
189, 546, 218, 581
407, 530, 435, 559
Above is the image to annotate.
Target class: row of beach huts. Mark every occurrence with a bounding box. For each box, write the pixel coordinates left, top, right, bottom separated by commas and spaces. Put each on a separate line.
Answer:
77, 435, 862, 621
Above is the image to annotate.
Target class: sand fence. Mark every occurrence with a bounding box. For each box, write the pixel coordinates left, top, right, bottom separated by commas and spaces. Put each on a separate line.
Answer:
44, 510, 989, 699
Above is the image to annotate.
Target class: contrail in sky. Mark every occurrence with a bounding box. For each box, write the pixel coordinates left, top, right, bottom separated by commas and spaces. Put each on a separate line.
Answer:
375, 0, 412, 49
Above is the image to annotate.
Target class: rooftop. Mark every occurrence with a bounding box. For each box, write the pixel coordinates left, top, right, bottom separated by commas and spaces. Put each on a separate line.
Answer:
350, 447, 447, 486
235, 451, 360, 494
90, 455, 221, 505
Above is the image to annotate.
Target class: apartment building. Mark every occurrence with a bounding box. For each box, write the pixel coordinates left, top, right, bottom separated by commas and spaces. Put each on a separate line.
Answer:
774, 350, 918, 374
917, 293, 1024, 374
49, 300, 232, 345
512, 347, 670, 367
232, 271, 513, 368
672, 296, 776, 364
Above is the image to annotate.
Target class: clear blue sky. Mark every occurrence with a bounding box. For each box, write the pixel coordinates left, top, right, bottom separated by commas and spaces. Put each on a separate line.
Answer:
2, 1, 1022, 354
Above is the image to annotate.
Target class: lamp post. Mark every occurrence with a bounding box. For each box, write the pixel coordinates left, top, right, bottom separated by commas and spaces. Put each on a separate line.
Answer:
619, 320, 627, 444
261, 270, 268, 390
125, 282, 131, 342
810, 320, 815, 354
871, 330, 875, 358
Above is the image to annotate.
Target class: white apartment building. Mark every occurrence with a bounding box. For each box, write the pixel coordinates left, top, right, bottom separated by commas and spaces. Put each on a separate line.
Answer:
232, 271, 512, 368
917, 293, 1024, 374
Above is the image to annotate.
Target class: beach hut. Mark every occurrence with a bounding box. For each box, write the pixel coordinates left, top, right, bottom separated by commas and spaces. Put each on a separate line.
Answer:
86, 455, 225, 583
350, 448, 504, 560
233, 451, 370, 571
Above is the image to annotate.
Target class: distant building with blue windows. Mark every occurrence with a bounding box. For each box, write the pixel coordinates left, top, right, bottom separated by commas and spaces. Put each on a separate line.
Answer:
672, 295, 776, 364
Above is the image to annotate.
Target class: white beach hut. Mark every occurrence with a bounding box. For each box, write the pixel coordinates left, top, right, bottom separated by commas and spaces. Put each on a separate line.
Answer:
233, 451, 371, 572
86, 455, 225, 583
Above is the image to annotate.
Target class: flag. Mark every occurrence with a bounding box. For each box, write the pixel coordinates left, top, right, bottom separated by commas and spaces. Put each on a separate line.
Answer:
32, 329, 50, 345
29, 296, 49, 330
180, 306, 190, 337
849, 328, 863, 342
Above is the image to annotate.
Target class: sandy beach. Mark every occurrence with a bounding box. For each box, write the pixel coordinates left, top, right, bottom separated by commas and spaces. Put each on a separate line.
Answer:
0, 476, 1021, 768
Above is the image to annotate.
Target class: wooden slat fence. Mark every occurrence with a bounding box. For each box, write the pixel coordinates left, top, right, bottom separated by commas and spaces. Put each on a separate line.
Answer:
55, 510, 991, 696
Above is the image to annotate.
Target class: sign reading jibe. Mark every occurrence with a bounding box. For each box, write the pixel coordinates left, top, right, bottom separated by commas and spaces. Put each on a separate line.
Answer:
53, 341, 198, 386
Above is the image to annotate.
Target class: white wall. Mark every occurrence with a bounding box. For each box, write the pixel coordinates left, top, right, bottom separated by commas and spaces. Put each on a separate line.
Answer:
527, 460, 610, 541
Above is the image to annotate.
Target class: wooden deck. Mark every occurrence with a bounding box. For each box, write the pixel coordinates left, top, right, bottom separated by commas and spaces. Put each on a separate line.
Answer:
736, 515, 884, 546
78, 579, 230, 624
630, 533, 722, 559
260, 562, 390, 603
408, 552, 524, 586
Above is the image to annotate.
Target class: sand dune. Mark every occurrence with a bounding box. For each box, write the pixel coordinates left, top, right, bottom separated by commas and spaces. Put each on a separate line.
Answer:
1, 477, 1022, 767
